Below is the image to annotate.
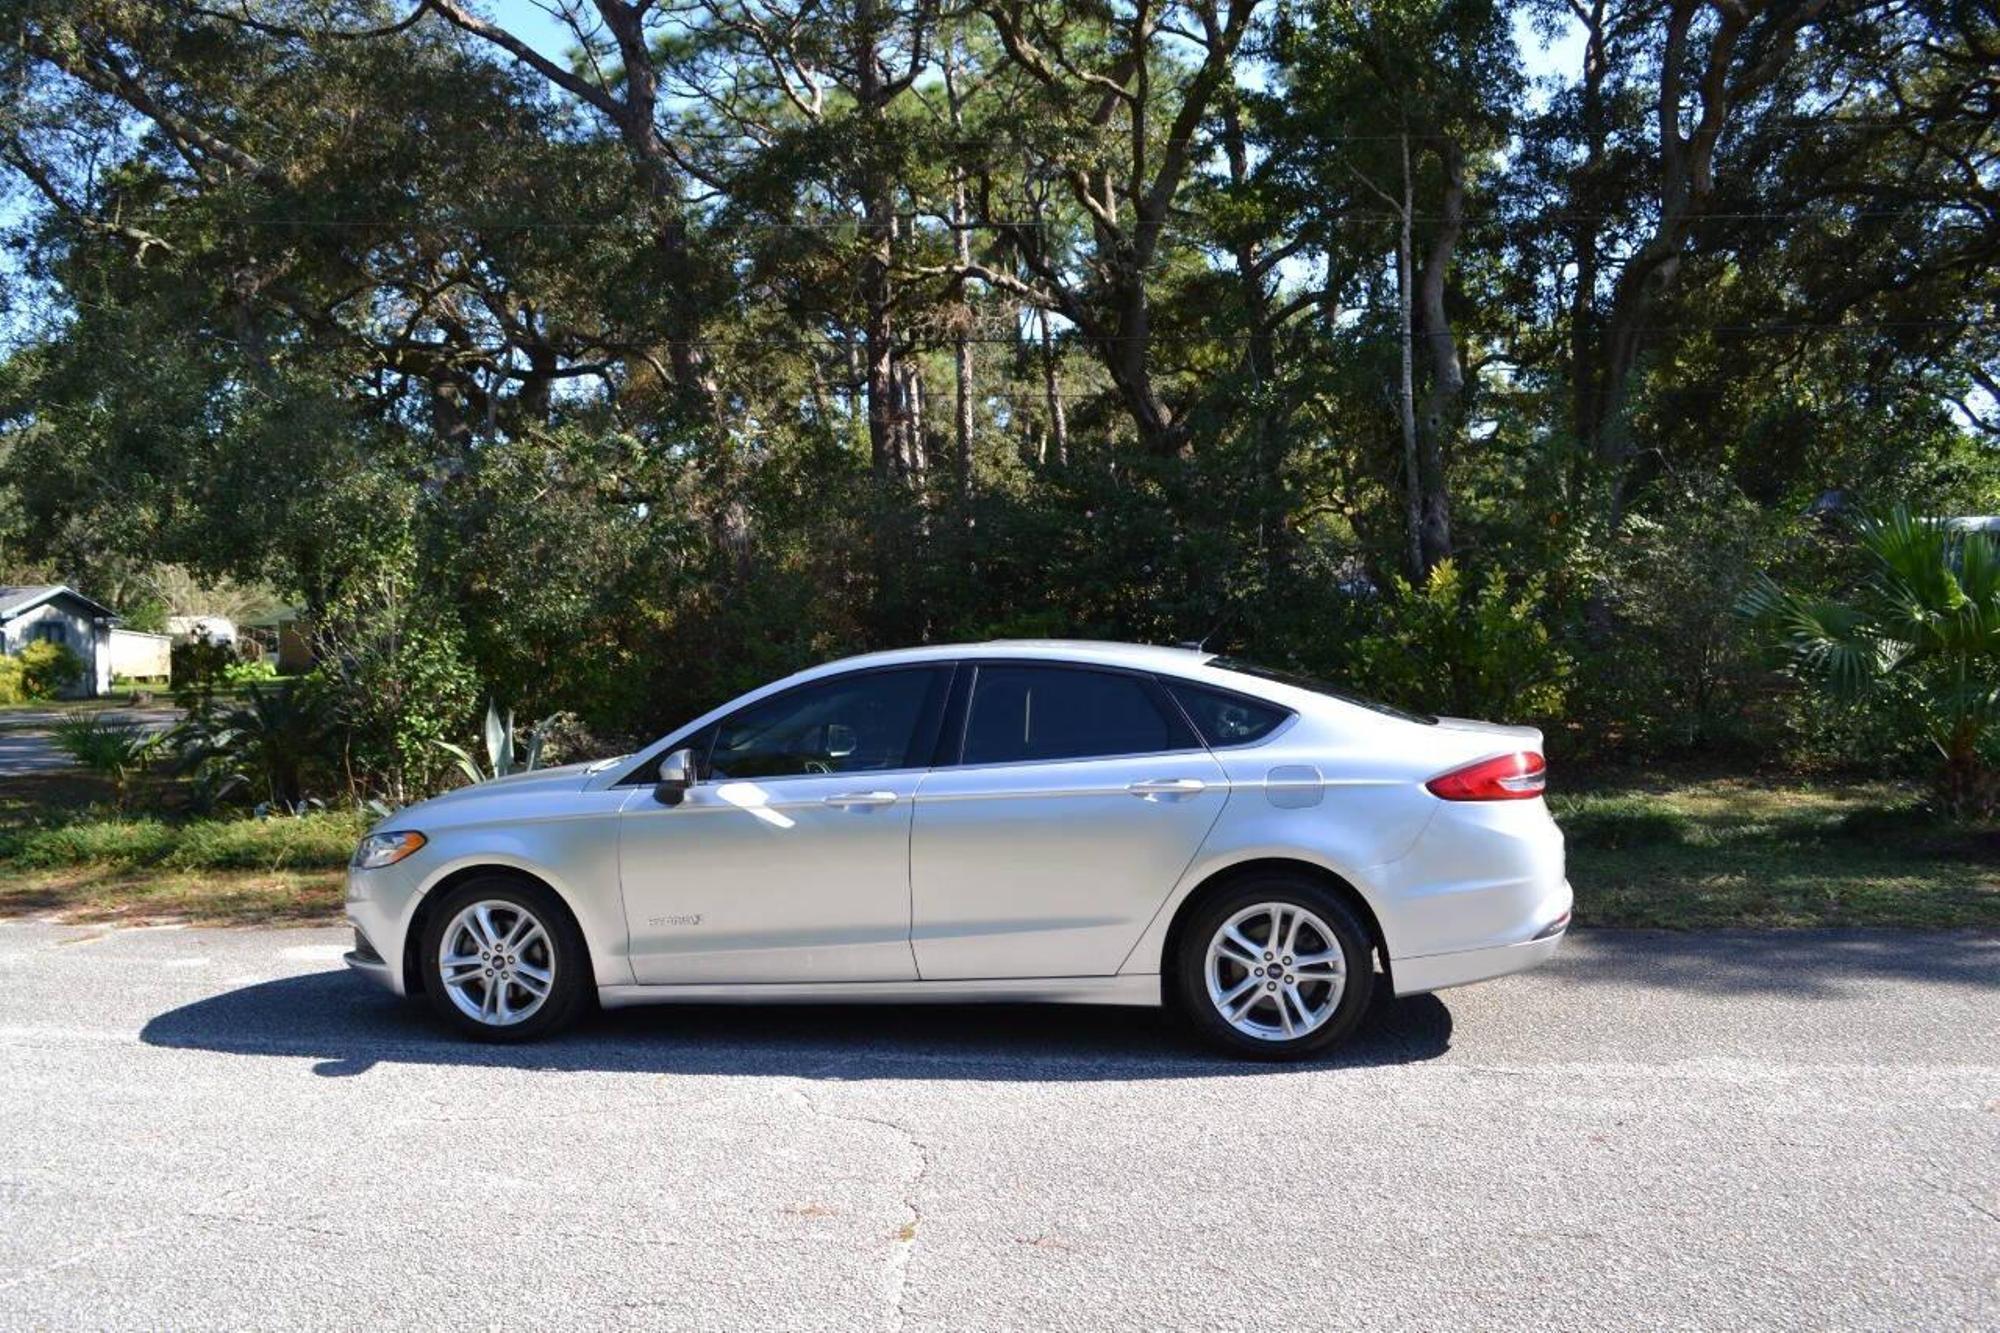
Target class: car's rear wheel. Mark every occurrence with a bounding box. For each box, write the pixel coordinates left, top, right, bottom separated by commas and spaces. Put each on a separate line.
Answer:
1174, 876, 1375, 1060
420, 875, 590, 1042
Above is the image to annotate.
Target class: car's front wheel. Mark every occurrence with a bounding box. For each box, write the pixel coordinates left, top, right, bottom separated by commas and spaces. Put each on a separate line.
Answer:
420, 876, 590, 1042
1174, 876, 1375, 1060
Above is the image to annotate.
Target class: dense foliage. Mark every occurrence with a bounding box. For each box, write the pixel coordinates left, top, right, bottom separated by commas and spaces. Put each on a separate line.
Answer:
0, 0, 1994, 803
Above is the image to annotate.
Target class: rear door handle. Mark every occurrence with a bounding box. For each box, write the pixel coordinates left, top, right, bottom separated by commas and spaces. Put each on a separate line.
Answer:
824, 791, 898, 808
1128, 778, 1207, 799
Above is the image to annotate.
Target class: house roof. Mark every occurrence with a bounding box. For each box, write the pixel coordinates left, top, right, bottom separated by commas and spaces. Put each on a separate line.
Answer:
0, 585, 121, 622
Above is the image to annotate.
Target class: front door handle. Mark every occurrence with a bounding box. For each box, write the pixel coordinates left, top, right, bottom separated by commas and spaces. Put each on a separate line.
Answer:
1128, 778, 1207, 799
824, 790, 898, 808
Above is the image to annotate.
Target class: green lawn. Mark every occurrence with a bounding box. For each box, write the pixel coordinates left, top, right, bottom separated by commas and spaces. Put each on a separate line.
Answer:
0, 773, 354, 925
1555, 775, 2000, 928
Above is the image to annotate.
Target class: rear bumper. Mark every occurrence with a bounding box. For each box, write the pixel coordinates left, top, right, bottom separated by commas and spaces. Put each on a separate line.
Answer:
1391, 899, 1570, 996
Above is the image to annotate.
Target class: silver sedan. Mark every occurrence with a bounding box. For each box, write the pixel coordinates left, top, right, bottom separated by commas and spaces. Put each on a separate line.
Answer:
345, 641, 1570, 1058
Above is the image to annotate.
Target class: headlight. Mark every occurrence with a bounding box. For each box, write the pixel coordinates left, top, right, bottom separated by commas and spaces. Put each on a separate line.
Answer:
352, 830, 427, 869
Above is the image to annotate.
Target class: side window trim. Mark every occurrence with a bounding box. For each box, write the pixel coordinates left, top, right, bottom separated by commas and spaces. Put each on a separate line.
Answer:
943, 659, 1203, 769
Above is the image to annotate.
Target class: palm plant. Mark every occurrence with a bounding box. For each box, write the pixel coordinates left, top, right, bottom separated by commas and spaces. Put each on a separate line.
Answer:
1742, 508, 2000, 816
51, 714, 165, 808
435, 700, 560, 785
171, 682, 333, 809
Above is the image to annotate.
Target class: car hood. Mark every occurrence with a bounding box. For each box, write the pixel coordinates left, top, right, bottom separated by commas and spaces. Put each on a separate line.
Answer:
413, 760, 604, 811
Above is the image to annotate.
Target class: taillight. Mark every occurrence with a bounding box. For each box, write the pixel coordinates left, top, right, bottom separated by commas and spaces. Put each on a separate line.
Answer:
1426, 751, 1546, 801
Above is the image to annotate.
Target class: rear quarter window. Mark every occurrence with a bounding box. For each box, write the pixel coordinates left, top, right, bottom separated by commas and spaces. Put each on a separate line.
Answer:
1165, 681, 1292, 748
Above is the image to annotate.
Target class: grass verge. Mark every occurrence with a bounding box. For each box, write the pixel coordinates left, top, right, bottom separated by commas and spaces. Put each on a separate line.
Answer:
0, 865, 343, 926
0, 772, 357, 925
1555, 775, 2000, 928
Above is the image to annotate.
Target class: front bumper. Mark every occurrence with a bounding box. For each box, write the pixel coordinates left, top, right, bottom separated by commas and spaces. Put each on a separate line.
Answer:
344, 922, 398, 993
345, 861, 426, 996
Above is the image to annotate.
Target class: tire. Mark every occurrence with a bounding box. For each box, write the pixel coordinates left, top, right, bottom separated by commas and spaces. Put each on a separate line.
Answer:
1172, 874, 1376, 1060
419, 874, 592, 1042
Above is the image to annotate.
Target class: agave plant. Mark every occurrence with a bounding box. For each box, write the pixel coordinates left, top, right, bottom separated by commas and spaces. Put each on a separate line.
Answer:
51, 714, 166, 807
435, 700, 561, 785
1742, 508, 2000, 816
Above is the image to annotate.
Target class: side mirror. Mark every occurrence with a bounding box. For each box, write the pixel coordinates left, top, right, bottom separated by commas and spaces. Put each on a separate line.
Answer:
653, 747, 695, 806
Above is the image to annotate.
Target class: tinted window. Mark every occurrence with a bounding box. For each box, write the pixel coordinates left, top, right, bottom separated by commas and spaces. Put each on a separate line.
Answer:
962, 666, 1191, 764
1167, 682, 1292, 747
707, 667, 947, 780
1208, 656, 1437, 725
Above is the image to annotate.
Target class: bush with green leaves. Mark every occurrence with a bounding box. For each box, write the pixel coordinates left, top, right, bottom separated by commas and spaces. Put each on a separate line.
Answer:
170, 639, 236, 697
51, 714, 164, 806
18, 640, 84, 698
1744, 508, 2000, 817
0, 656, 24, 705
1350, 561, 1572, 724
221, 658, 279, 687
0, 810, 364, 872
308, 570, 478, 803
172, 682, 334, 810
1578, 476, 1794, 754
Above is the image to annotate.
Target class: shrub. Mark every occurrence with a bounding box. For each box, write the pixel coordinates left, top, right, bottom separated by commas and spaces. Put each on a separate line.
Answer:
51, 715, 164, 807
310, 571, 478, 802
1744, 508, 2000, 818
1, 810, 363, 872
18, 640, 84, 698
221, 658, 279, 687
0, 656, 24, 705
1351, 561, 1571, 723
172, 682, 335, 809
171, 639, 236, 695
1579, 477, 1793, 755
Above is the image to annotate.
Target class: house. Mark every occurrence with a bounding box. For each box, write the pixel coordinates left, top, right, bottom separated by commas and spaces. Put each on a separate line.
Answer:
242, 606, 315, 674
0, 585, 120, 697
108, 628, 173, 682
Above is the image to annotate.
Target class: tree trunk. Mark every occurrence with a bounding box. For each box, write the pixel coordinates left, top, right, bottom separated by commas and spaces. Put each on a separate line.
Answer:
1038, 308, 1069, 466
1395, 133, 1423, 582
1413, 139, 1465, 571
856, 0, 900, 482
945, 38, 975, 510
1567, 0, 1609, 503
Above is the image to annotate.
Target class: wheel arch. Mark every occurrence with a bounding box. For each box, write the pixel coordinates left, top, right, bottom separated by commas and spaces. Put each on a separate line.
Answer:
401, 863, 592, 997
1154, 857, 1392, 1007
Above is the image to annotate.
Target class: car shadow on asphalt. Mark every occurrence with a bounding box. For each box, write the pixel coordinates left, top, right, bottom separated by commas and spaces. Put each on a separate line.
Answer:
138, 969, 1454, 1080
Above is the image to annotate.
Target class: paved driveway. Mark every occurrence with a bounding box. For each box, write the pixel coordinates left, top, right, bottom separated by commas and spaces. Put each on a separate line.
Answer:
0, 923, 1994, 1329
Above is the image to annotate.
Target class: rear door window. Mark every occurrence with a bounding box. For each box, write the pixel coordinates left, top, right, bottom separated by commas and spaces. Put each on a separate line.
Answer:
961, 665, 1196, 765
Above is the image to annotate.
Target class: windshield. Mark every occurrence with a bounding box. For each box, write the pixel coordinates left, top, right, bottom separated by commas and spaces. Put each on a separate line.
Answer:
1207, 656, 1438, 726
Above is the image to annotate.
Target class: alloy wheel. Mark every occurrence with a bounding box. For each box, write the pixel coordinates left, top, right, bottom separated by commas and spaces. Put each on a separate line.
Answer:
1203, 901, 1347, 1041
437, 899, 556, 1027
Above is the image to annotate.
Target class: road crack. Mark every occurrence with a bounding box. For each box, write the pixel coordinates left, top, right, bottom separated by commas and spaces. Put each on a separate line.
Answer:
790, 1085, 932, 1332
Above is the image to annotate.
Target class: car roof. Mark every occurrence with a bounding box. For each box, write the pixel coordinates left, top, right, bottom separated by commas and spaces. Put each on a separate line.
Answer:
793, 639, 1216, 680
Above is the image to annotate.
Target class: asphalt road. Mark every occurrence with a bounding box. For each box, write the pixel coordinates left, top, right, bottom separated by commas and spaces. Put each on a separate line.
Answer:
0, 922, 1994, 1330
0, 706, 182, 776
